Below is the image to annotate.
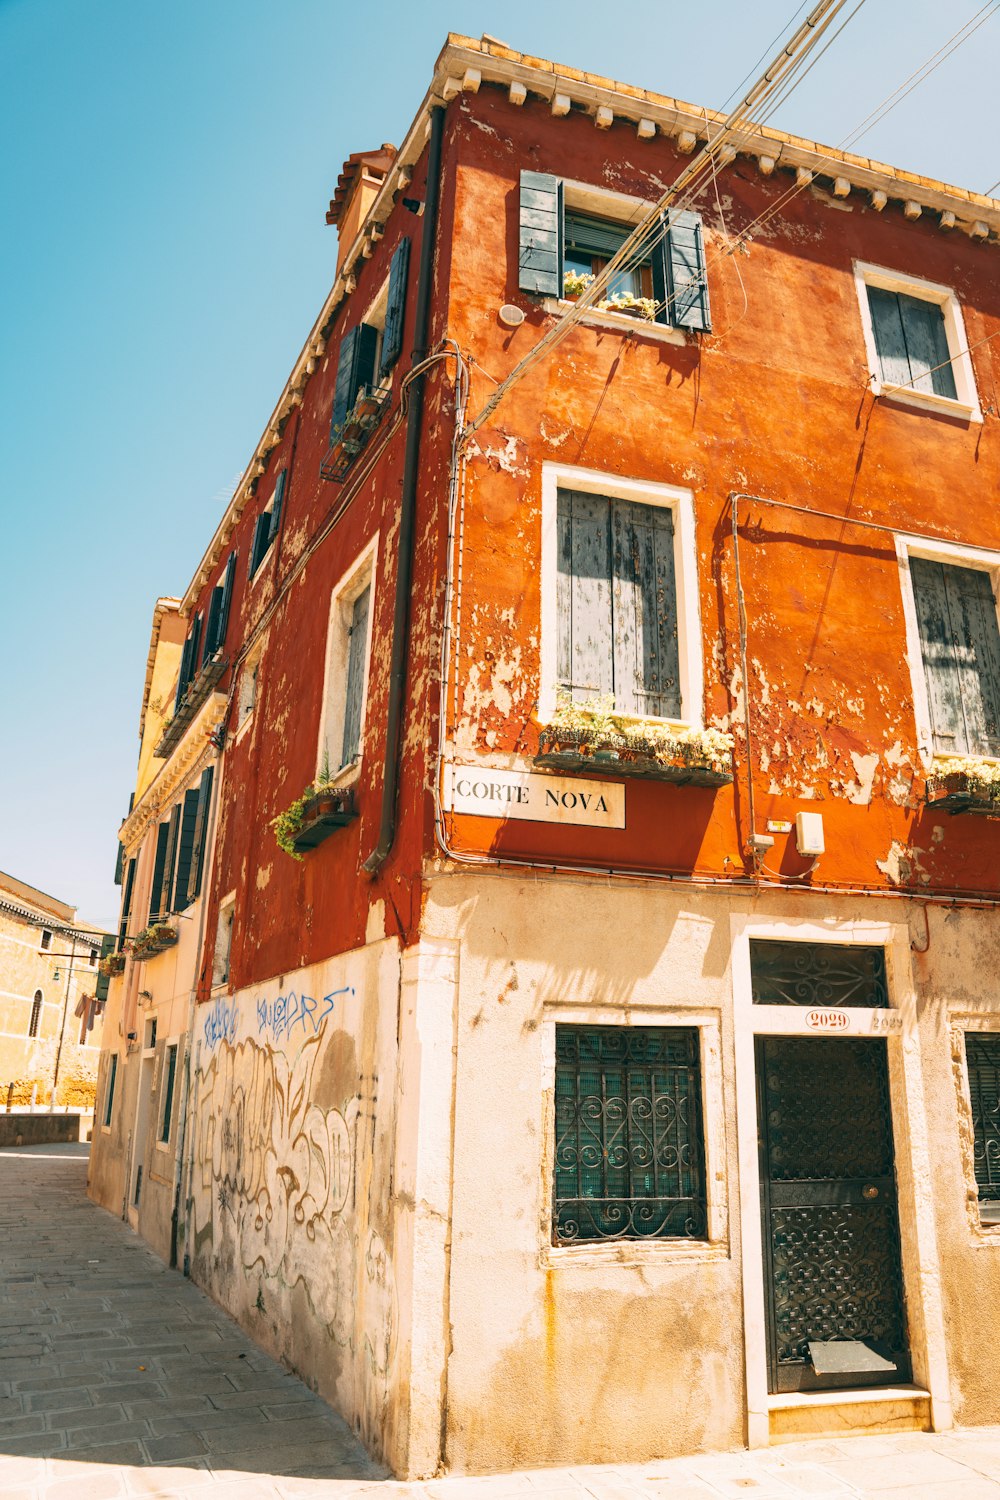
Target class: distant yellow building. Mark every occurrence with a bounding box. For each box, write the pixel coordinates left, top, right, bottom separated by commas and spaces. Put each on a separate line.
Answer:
0, 870, 111, 1109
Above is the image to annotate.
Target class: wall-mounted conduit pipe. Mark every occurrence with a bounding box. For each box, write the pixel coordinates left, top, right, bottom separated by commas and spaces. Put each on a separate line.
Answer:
364, 103, 446, 877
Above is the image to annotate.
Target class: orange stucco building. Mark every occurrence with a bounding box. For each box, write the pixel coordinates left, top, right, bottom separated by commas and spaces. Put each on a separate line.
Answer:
92, 34, 1000, 1478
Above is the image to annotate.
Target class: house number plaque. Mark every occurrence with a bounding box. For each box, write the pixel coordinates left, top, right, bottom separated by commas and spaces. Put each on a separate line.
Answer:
805, 1008, 851, 1032
442, 764, 625, 829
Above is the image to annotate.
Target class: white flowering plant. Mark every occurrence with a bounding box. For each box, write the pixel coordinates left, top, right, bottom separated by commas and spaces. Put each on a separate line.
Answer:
598, 292, 658, 322
563, 269, 596, 297
541, 695, 734, 773
928, 756, 1000, 805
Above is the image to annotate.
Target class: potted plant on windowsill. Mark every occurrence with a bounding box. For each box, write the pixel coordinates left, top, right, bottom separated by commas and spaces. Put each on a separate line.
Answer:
926, 757, 1000, 816
99, 952, 126, 979
597, 292, 658, 322
272, 756, 359, 859
562, 269, 595, 302
536, 696, 734, 785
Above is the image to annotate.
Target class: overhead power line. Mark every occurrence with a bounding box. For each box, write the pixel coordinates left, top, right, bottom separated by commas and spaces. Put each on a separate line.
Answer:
460, 0, 859, 445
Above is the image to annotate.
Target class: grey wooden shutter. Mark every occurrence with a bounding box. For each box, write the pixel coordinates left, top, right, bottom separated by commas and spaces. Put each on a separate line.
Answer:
519, 171, 564, 296
330, 324, 379, 443
868, 288, 912, 387
172, 787, 202, 912
611, 500, 680, 717
148, 822, 170, 924
911, 557, 1000, 756
186, 766, 215, 905
556, 489, 614, 703
379, 237, 411, 379
899, 293, 956, 398
665, 211, 711, 331
267, 470, 287, 548
340, 584, 371, 768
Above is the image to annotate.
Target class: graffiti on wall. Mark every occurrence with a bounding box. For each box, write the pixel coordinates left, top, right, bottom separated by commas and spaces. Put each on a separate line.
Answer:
192, 982, 397, 1423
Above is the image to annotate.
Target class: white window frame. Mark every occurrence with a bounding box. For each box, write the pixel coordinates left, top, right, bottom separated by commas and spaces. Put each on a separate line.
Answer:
317, 536, 378, 785
234, 635, 265, 744
539, 462, 703, 728
212, 892, 235, 991
854, 260, 981, 422
896, 531, 1000, 769
541, 178, 687, 346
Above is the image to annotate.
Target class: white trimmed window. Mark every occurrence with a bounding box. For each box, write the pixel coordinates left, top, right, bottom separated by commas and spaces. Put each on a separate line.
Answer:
212, 893, 235, 989
898, 535, 1000, 762
318, 540, 377, 780
236, 637, 264, 733
248, 471, 287, 582
855, 261, 980, 420
539, 464, 703, 727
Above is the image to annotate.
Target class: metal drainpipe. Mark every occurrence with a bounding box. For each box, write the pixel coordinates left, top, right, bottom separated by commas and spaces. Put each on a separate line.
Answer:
363, 104, 445, 877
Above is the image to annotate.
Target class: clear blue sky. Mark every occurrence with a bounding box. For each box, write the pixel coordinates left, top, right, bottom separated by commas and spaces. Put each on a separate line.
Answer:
1, 0, 996, 928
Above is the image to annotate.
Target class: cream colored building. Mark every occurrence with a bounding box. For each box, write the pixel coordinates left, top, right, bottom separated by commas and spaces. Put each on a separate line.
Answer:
0, 870, 109, 1110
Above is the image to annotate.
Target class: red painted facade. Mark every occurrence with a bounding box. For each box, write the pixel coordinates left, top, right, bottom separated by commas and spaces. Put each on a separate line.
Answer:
173, 54, 1000, 1008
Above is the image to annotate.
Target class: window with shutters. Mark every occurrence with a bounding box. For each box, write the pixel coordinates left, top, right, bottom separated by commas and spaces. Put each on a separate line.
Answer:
322, 237, 410, 482
248, 473, 286, 583
103, 1053, 118, 1128
964, 1032, 1000, 1225
28, 990, 43, 1038
540, 464, 703, 726
235, 637, 265, 738
855, 262, 979, 419
519, 174, 711, 334
318, 540, 377, 781
900, 541, 1000, 762
39, 929, 52, 951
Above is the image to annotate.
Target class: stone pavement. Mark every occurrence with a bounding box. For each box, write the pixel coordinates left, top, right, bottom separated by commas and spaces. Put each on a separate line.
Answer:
4, 1146, 1000, 1500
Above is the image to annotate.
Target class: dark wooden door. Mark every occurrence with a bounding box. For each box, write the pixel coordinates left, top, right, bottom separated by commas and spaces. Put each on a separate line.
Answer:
756, 1036, 910, 1393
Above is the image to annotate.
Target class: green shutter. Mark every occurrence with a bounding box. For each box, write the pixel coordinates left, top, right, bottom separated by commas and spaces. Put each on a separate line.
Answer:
159, 1044, 178, 1143
911, 557, 1000, 757
330, 324, 379, 444
118, 856, 136, 950
665, 210, 710, 332
217, 551, 236, 646
95, 933, 116, 1003
186, 766, 215, 905
158, 804, 182, 921
148, 822, 170, 924
379, 237, 411, 379
104, 1053, 118, 1126
173, 788, 202, 912
249, 512, 270, 578
202, 586, 224, 666
267, 470, 286, 548
174, 634, 192, 711
519, 171, 564, 297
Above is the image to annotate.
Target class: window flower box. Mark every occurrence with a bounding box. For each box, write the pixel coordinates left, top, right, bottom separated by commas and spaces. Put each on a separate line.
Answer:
98, 952, 126, 979
926, 760, 1000, 817
321, 386, 391, 484
536, 705, 734, 787
273, 783, 358, 859
127, 923, 179, 961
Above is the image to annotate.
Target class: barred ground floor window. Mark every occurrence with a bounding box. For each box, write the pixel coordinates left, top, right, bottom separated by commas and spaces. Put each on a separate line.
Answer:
553, 1024, 706, 1244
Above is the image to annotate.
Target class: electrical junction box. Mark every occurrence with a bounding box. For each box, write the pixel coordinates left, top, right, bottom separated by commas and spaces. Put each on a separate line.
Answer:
796, 810, 825, 857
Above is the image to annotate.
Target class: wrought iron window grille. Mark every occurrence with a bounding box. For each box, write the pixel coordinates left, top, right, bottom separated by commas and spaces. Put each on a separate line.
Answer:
749, 940, 889, 1008
553, 1024, 707, 1244
154, 652, 227, 758
320, 385, 391, 484
965, 1032, 1000, 1204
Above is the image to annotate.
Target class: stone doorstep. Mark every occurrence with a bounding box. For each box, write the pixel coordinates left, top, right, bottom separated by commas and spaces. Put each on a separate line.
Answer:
768, 1383, 932, 1445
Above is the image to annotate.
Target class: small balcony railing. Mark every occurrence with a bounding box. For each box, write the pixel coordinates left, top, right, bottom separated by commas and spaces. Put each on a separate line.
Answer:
320, 386, 391, 483
155, 653, 227, 758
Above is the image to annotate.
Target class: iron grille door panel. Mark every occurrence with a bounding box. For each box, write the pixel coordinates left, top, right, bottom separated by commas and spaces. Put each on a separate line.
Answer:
756, 1036, 909, 1393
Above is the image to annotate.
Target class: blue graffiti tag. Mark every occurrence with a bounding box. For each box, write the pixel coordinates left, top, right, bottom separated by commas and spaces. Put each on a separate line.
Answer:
203, 995, 239, 1050
254, 986, 354, 1041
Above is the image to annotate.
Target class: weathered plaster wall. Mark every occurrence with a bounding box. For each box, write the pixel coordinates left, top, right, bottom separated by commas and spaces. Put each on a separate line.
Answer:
423, 872, 744, 1473
438, 85, 1000, 896
909, 907, 1000, 1426
188, 939, 428, 1473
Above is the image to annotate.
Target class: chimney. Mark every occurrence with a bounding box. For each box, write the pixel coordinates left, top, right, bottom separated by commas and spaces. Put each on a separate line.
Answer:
327, 144, 397, 273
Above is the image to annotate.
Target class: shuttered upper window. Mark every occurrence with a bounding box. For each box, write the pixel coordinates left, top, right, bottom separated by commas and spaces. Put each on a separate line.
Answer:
856, 262, 979, 418
319, 546, 376, 778
249, 473, 286, 582
908, 555, 1000, 758
519, 172, 711, 333
557, 489, 680, 717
